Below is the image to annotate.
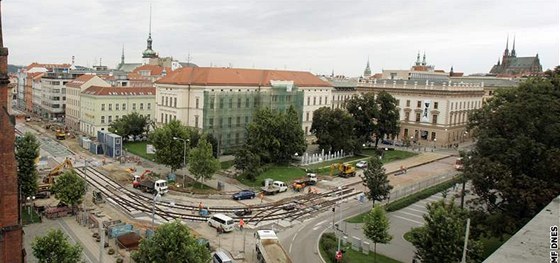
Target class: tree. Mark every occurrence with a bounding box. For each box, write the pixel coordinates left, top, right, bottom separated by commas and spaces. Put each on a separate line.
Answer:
189, 138, 220, 183
234, 147, 262, 181
346, 92, 378, 147
51, 170, 86, 209
374, 91, 400, 147
15, 132, 40, 198
149, 120, 193, 172
311, 107, 356, 153
244, 107, 306, 164
32, 229, 82, 263
361, 157, 393, 204
363, 204, 392, 263
132, 220, 211, 263
108, 112, 149, 139
410, 200, 483, 263
464, 75, 560, 237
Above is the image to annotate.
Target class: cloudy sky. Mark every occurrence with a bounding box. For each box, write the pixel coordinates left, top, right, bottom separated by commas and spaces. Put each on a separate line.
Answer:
4, 0, 559, 76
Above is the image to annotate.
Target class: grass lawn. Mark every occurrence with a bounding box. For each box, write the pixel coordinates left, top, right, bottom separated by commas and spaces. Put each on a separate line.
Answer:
319, 233, 402, 263
360, 149, 418, 164
124, 141, 156, 161
345, 212, 369, 224
304, 150, 417, 175
22, 208, 41, 225
220, 160, 234, 170
237, 165, 307, 188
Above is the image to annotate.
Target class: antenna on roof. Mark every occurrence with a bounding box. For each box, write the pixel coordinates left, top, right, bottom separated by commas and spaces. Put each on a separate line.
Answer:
149, 3, 152, 36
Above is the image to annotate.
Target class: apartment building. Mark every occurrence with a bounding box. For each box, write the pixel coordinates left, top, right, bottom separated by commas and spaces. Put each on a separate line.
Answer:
155, 67, 332, 153
80, 86, 155, 137
65, 75, 110, 131
38, 71, 83, 120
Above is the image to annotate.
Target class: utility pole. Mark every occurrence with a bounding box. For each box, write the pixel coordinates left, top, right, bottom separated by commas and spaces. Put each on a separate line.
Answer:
461, 218, 471, 263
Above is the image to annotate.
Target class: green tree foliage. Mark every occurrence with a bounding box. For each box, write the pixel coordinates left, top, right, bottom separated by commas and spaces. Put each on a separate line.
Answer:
465, 75, 560, 237
132, 220, 211, 263
361, 157, 393, 204
310, 107, 356, 153
15, 132, 40, 198
189, 138, 220, 183
245, 107, 306, 164
363, 204, 392, 263
32, 229, 82, 263
346, 92, 378, 147
149, 120, 193, 172
374, 91, 400, 147
108, 112, 149, 139
234, 147, 262, 181
51, 170, 86, 208
410, 200, 483, 263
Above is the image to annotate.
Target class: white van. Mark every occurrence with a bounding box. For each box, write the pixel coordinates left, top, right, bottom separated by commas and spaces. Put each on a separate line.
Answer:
208, 213, 235, 232
212, 250, 234, 263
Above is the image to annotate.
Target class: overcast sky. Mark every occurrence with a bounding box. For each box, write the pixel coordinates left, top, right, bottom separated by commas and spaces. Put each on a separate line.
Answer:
4, 0, 559, 76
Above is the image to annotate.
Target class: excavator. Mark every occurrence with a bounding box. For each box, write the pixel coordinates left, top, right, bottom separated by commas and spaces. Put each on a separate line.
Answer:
330, 163, 356, 178
41, 158, 74, 185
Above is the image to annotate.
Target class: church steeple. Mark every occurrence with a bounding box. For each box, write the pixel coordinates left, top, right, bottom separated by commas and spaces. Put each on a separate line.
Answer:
415, 51, 421, 66
120, 45, 125, 65
511, 35, 516, 57
421, 52, 426, 66
503, 35, 510, 56
363, 57, 372, 77
142, 4, 157, 61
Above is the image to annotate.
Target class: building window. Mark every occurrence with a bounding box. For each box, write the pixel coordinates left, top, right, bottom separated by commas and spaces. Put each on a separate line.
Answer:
161, 113, 163, 122
396, 99, 400, 106
307, 97, 310, 105
101, 116, 105, 123
305, 126, 308, 135
415, 112, 421, 122
209, 99, 214, 109
147, 114, 150, 120
417, 101, 421, 108
237, 98, 241, 108
147, 103, 151, 110
218, 117, 223, 128
319, 97, 322, 105
236, 116, 241, 127
432, 115, 438, 124
313, 97, 316, 105
306, 112, 309, 121
196, 98, 199, 109
115, 115, 119, 121
101, 104, 105, 111
209, 118, 214, 129
195, 115, 199, 128
245, 98, 250, 108
434, 102, 438, 109
140, 103, 144, 110
174, 98, 177, 108
405, 112, 410, 121
325, 96, 328, 105
132, 103, 136, 110
161, 96, 164, 105
108, 104, 112, 111
116, 104, 119, 111
406, 100, 410, 107
108, 116, 112, 123
229, 98, 233, 108
245, 116, 249, 124
165, 97, 168, 106
220, 98, 224, 109
123, 103, 126, 110
228, 117, 232, 128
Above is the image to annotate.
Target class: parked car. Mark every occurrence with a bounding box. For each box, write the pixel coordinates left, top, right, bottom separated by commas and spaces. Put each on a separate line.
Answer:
232, 190, 256, 200
234, 208, 253, 217
356, 160, 368, 168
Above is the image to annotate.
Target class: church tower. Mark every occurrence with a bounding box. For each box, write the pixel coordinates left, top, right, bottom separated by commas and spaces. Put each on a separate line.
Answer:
501, 35, 510, 69
0, 0, 25, 261
142, 4, 158, 65
363, 57, 372, 77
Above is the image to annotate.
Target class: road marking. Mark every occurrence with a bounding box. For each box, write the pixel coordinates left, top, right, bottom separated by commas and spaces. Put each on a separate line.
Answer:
314, 220, 327, 227
397, 211, 424, 218
392, 215, 423, 225
404, 207, 425, 213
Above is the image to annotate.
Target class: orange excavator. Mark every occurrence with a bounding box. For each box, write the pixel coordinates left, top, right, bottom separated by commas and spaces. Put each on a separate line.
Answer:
39, 158, 74, 191
132, 170, 153, 188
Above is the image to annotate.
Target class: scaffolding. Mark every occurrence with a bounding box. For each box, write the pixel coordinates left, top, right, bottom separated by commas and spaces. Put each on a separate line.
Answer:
202, 84, 304, 153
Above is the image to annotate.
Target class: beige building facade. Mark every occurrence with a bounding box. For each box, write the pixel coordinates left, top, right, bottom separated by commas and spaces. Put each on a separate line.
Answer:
65, 75, 110, 131
80, 86, 155, 137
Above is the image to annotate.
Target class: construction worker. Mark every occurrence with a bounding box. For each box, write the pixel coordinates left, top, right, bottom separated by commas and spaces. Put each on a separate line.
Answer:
239, 218, 245, 231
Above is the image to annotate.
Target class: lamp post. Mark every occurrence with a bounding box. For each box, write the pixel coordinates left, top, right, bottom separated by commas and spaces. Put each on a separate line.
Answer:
433, 138, 437, 151
173, 137, 189, 187
445, 128, 449, 148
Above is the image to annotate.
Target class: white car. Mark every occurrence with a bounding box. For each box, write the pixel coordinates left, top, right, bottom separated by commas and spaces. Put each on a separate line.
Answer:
356, 161, 368, 168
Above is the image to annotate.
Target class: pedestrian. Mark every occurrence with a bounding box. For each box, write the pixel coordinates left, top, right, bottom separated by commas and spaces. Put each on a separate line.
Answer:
239, 218, 244, 231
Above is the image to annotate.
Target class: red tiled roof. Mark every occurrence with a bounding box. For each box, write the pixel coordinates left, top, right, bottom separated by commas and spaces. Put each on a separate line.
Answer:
27, 72, 44, 80
156, 67, 332, 87
26, 62, 71, 71
133, 64, 171, 76
65, 74, 96, 88
82, 86, 155, 96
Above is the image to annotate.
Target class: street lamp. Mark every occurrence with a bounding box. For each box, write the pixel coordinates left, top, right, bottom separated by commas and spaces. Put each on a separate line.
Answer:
152, 193, 162, 229
433, 138, 437, 151
173, 137, 189, 187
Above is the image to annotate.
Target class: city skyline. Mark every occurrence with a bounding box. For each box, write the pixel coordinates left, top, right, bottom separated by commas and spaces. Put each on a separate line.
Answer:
5, 0, 559, 75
